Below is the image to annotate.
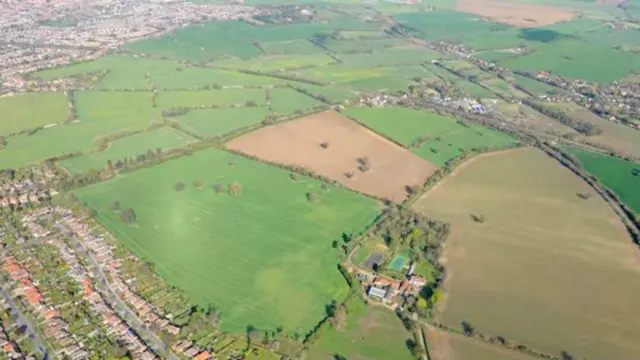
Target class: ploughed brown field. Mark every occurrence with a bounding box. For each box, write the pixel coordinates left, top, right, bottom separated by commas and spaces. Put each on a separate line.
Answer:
456, 0, 576, 27
225, 110, 437, 203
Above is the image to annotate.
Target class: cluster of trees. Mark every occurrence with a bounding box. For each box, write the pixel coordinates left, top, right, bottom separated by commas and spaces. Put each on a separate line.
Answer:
523, 99, 603, 136
372, 208, 449, 266
108, 201, 137, 224
356, 156, 371, 172
106, 148, 163, 171
161, 108, 189, 118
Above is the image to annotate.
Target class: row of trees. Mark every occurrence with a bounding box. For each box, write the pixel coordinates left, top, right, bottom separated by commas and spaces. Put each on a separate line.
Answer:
522, 99, 603, 136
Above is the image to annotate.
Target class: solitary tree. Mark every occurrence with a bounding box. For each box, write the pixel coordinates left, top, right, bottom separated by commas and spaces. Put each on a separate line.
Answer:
108, 201, 121, 211
212, 183, 224, 193
306, 192, 317, 202
461, 321, 475, 337
229, 182, 242, 196
320, 141, 330, 149
120, 208, 137, 225
174, 182, 186, 192
193, 179, 203, 189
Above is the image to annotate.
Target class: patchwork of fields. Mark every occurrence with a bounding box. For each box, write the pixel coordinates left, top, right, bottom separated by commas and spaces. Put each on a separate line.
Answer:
414, 148, 640, 359
343, 107, 518, 166
74, 148, 379, 333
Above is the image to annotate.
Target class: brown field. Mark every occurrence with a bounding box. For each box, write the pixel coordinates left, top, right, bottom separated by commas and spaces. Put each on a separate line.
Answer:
426, 326, 538, 360
413, 147, 640, 359
226, 110, 437, 203
456, 0, 576, 27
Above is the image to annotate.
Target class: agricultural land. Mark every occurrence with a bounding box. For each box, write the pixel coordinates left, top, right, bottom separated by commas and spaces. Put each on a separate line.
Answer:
1, 0, 640, 359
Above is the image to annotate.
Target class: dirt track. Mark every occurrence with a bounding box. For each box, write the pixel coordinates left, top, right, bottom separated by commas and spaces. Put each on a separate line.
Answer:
457, 0, 576, 27
226, 110, 437, 203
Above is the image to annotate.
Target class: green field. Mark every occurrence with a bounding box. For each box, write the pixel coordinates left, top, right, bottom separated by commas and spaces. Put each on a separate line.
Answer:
0, 91, 159, 169
58, 127, 196, 174
156, 89, 266, 109
308, 297, 415, 360
0, 92, 69, 136
259, 39, 326, 55
74, 148, 378, 333
270, 88, 324, 115
565, 146, 640, 213
292, 83, 358, 104
322, 37, 408, 53
173, 107, 271, 138
214, 54, 337, 72
512, 74, 557, 95
343, 107, 518, 166
414, 148, 640, 359
336, 47, 442, 67
298, 64, 428, 91
150, 67, 284, 90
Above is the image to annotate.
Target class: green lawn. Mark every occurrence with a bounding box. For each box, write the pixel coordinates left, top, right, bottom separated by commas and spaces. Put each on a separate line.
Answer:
57, 127, 196, 174
156, 90, 266, 109
173, 107, 270, 138
270, 88, 325, 115
308, 297, 415, 360
343, 107, 517, 166
565, 146, 640, 214
73, 148, 379, 333
0, 93, 69, 136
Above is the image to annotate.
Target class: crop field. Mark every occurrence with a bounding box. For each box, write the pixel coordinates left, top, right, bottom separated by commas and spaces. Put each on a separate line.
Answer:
502, 40, 640, 82
226, 110, 437, 203
214, 54, 337, 72
57, 127, 196, 174
343, 107, 518, 166
565, 147, 640, 213
336, 47, 442, 67
258, 39, 325, 55
548, 102, 640, 157
426, 326, 538, 360
413, 148, 640, 359
0, 92, 68, 136
307, 297, 415, 360
456, 0, 576, 27
321, 37, 408, 53
150, 67, 284, 90
173, 107, 271, 138
155, 89, 266, 110
269, 88, 325, 115
298, 64, 428, 91
74, 147, 379, 333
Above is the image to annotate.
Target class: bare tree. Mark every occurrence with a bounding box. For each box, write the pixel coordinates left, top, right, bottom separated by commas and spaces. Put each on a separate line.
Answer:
320, 141, 330, 149
229, 182, 242, 196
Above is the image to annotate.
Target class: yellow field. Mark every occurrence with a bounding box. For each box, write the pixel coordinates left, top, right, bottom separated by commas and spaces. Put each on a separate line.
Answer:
413, 147, 640, 360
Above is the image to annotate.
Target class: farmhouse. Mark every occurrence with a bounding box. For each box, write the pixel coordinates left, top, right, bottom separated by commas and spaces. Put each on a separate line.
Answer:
367, 286, 391, 302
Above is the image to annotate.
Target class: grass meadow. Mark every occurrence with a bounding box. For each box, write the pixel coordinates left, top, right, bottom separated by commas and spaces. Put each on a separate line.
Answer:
426, 327, 538, 360
74, 148, 379, 333
343, 107, 517, 166
0, 91, 159, 169
270, 88, 324, 115
150, 67, 284, 90
298, 64, 428, 92
0, 92, 68, 136
259, 39, 326, 55
565, 146, 640, 214
173, 107, 270, 138
307, 297, 415, 360
413, 148, 640, 360
292, 83, 358, 104
58, 127, 196, 174
156, 89, 266, 109
214, 54, 337, 72
336, 47, 442, 67
322, 37, 408, 53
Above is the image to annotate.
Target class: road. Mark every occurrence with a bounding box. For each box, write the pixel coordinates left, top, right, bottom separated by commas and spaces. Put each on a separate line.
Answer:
0, 287, 50, 359
55, 223, 179, 360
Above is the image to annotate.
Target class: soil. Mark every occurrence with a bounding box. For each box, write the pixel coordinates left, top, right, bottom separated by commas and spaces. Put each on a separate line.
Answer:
456, 0, 576, 27
226, 110, 437, 203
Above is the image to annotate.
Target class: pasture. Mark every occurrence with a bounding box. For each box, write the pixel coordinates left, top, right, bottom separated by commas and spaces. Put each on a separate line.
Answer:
336, 48, 442, 67
413, 148, 640, 360
512, 74, 557, 95
343, 107, 518, 166
298, 64, 428, 92
173, 107, 270, 138
0, 91, 159, 169
156, 89, 266, 110
259, 39, 325, 55
307, 297, 415, 360
57, 127, 196, 174
426, 326, 538, 360
214, 54, 337, 72
0, 92, 68, 136
226, 110, 437, 203
74, 147, 379, 333
150, 67, 284, 90
322, 37, 408, 53
292, 83, 358, 104
269, 88, 325, 115
565, 146, 640, 214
